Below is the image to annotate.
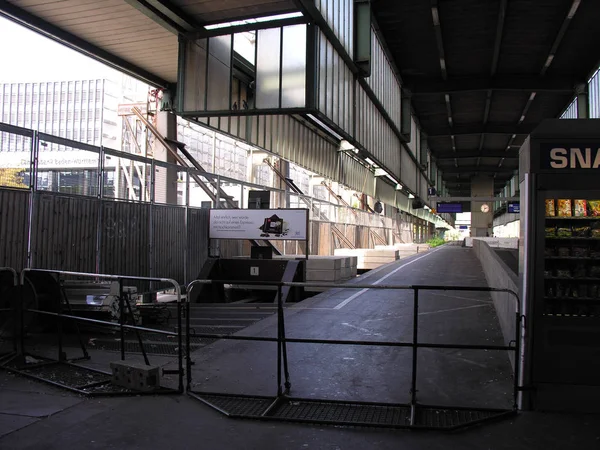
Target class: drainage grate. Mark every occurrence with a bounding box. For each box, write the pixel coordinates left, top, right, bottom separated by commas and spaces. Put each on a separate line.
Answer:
276, 400, 410, 426
20, 362, 111, 388
416, 406, 504, 429
194, 393, 273, 416
189, 393, 514, 430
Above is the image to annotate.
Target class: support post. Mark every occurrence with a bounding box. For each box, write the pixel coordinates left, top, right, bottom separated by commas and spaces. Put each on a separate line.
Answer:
410, 288, 419, 426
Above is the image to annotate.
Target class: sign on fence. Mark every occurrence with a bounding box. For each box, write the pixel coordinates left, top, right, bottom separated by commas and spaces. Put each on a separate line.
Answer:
209, 209, 309, 240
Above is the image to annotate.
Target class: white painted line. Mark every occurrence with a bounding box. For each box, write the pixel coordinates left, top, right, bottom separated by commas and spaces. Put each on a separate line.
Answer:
341, 322, 383, 337
417, 303, 491, 316
333, 288, 369, 310
333, 246, 444, 310
427, 291, 493, 304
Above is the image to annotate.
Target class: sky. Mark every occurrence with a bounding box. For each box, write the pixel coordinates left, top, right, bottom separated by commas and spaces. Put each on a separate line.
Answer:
0, 16, 117, 83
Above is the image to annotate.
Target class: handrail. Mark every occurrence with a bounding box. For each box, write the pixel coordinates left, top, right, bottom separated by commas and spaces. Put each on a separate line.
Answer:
20, 268, 184, 393
185, 277, 521, 422
0, 267, 18, 286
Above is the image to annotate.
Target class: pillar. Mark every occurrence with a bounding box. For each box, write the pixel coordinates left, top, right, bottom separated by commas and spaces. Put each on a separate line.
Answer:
471, 176, 494, 237
154, 111, 178, 205
576, 83, 589, 119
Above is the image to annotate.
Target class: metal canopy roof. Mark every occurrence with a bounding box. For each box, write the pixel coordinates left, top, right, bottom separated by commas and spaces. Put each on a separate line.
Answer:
372, 0, 600, 196
1, 0, 298, 87
2, 0, 600, 197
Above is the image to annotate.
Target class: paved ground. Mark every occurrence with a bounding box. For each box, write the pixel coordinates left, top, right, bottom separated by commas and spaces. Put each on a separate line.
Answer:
1, 246, 599, 449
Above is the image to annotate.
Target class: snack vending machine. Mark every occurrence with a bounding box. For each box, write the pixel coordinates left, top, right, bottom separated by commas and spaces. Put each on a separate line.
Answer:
519, 119, 600, 412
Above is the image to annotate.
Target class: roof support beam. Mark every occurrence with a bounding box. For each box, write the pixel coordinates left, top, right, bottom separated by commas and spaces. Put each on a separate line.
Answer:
124, 0, 189, 34
435, 151, 518, 161
479, 0, 507, 167
441, 166, 517, 175
430, 0, 447, 80
0, 2, 170, 88
428, 123, 535, 138
145, 0, 200, 31
406, 75, 577, 95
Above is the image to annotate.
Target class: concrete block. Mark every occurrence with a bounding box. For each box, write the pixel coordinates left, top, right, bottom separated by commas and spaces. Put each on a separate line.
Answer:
306, 269, 342, 282
305, 257, 342, 270
110, 360, 161, 392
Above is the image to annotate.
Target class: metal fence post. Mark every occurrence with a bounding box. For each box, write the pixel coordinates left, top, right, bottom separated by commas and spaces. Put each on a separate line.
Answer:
119, 278, 125, 361
410, 287, 419, 426
276, 283, 283, 396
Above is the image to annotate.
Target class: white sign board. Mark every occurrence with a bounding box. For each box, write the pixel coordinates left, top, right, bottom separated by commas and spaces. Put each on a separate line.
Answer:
209, 209, 308, 241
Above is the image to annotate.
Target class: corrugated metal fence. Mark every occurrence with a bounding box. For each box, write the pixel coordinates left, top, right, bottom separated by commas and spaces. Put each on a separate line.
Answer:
0, 188, 210, 286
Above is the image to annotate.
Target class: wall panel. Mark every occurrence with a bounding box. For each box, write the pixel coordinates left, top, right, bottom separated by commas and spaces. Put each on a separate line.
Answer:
0, 189, 29, 271
31, 193, 98, 273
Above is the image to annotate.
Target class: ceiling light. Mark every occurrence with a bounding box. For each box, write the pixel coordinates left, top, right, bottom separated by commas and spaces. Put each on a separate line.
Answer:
431, 7, 440, 26
567, 0, 581, 19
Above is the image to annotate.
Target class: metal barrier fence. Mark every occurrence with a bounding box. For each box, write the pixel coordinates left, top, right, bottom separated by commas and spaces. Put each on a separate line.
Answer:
0, 267, 19, 360
0, 268, 185, 396
185, 279, 521, 430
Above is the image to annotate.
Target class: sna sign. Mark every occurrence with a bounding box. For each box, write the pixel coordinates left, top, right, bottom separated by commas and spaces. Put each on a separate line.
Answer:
545, 147, 600, 169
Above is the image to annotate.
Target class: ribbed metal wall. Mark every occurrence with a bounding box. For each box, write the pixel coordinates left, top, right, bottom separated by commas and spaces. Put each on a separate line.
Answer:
0, 189, 29, 270
152, 204, 186, 283
401, 145, 418, 193
30, 194, 98, 272
204, 113, 341, 183
186, 207, 210, 282
100, 200, 150, 278
315, 0, 354, 55
316, 29, 354, 135
355, 84, 402, 178
364, 32, 402, 131
339, 152, 375, 197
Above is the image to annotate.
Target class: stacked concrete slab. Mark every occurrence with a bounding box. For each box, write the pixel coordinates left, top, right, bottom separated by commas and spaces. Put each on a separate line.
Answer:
301, 255, 358, 290
334, 248, 399, 271
375, 243, 429, 259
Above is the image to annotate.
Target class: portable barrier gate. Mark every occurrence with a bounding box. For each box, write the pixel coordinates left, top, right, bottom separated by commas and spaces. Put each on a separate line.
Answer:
185, 279, 521, 431
0, 267, 19, 363
0, 268, 185, 397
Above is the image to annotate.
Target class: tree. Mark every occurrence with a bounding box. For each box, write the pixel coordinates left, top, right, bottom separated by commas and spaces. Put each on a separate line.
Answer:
0, 168, 28, 189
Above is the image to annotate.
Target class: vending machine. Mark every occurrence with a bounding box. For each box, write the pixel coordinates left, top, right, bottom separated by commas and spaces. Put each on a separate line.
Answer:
519, 119, 600, 412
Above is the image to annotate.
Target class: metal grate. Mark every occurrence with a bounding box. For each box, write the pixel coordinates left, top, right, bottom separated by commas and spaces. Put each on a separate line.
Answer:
21, 362, 110, 388
416, 407, 502, 429
189, 393, 514, 430
276, 400, 410, 426
197, 394, 274, 416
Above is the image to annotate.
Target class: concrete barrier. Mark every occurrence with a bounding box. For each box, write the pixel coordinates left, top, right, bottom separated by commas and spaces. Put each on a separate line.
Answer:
464, 237, 518, 249
472, 239, 519, 369
334, 248, 399, 271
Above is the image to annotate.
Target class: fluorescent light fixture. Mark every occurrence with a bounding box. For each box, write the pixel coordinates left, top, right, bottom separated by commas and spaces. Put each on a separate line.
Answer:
529, 92, 537, 101
408, 193, 415, 199
365, 157, 375, 166
306, 114, 343, 140
543, 54, 554, 69
340, 140, 355, 151
431, 7, 440, 25
568, 0, 581, 19
205, 12, 303, 30
396, 183, 403, 191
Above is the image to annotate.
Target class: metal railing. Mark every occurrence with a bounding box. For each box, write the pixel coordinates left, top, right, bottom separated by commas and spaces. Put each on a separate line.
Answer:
6, 269, 185, 394
184, 279, 521, 429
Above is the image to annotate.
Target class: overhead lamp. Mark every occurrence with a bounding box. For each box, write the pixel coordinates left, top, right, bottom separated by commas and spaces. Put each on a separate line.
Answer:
408, 193, 415, 199
396, 183, 403, 191
340, 140, 354, 151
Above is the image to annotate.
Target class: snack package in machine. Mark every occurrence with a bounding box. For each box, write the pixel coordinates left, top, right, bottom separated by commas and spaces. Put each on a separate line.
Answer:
545, 199, 556, 217
574, 199, 587, 217
558, 199, 572, 217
